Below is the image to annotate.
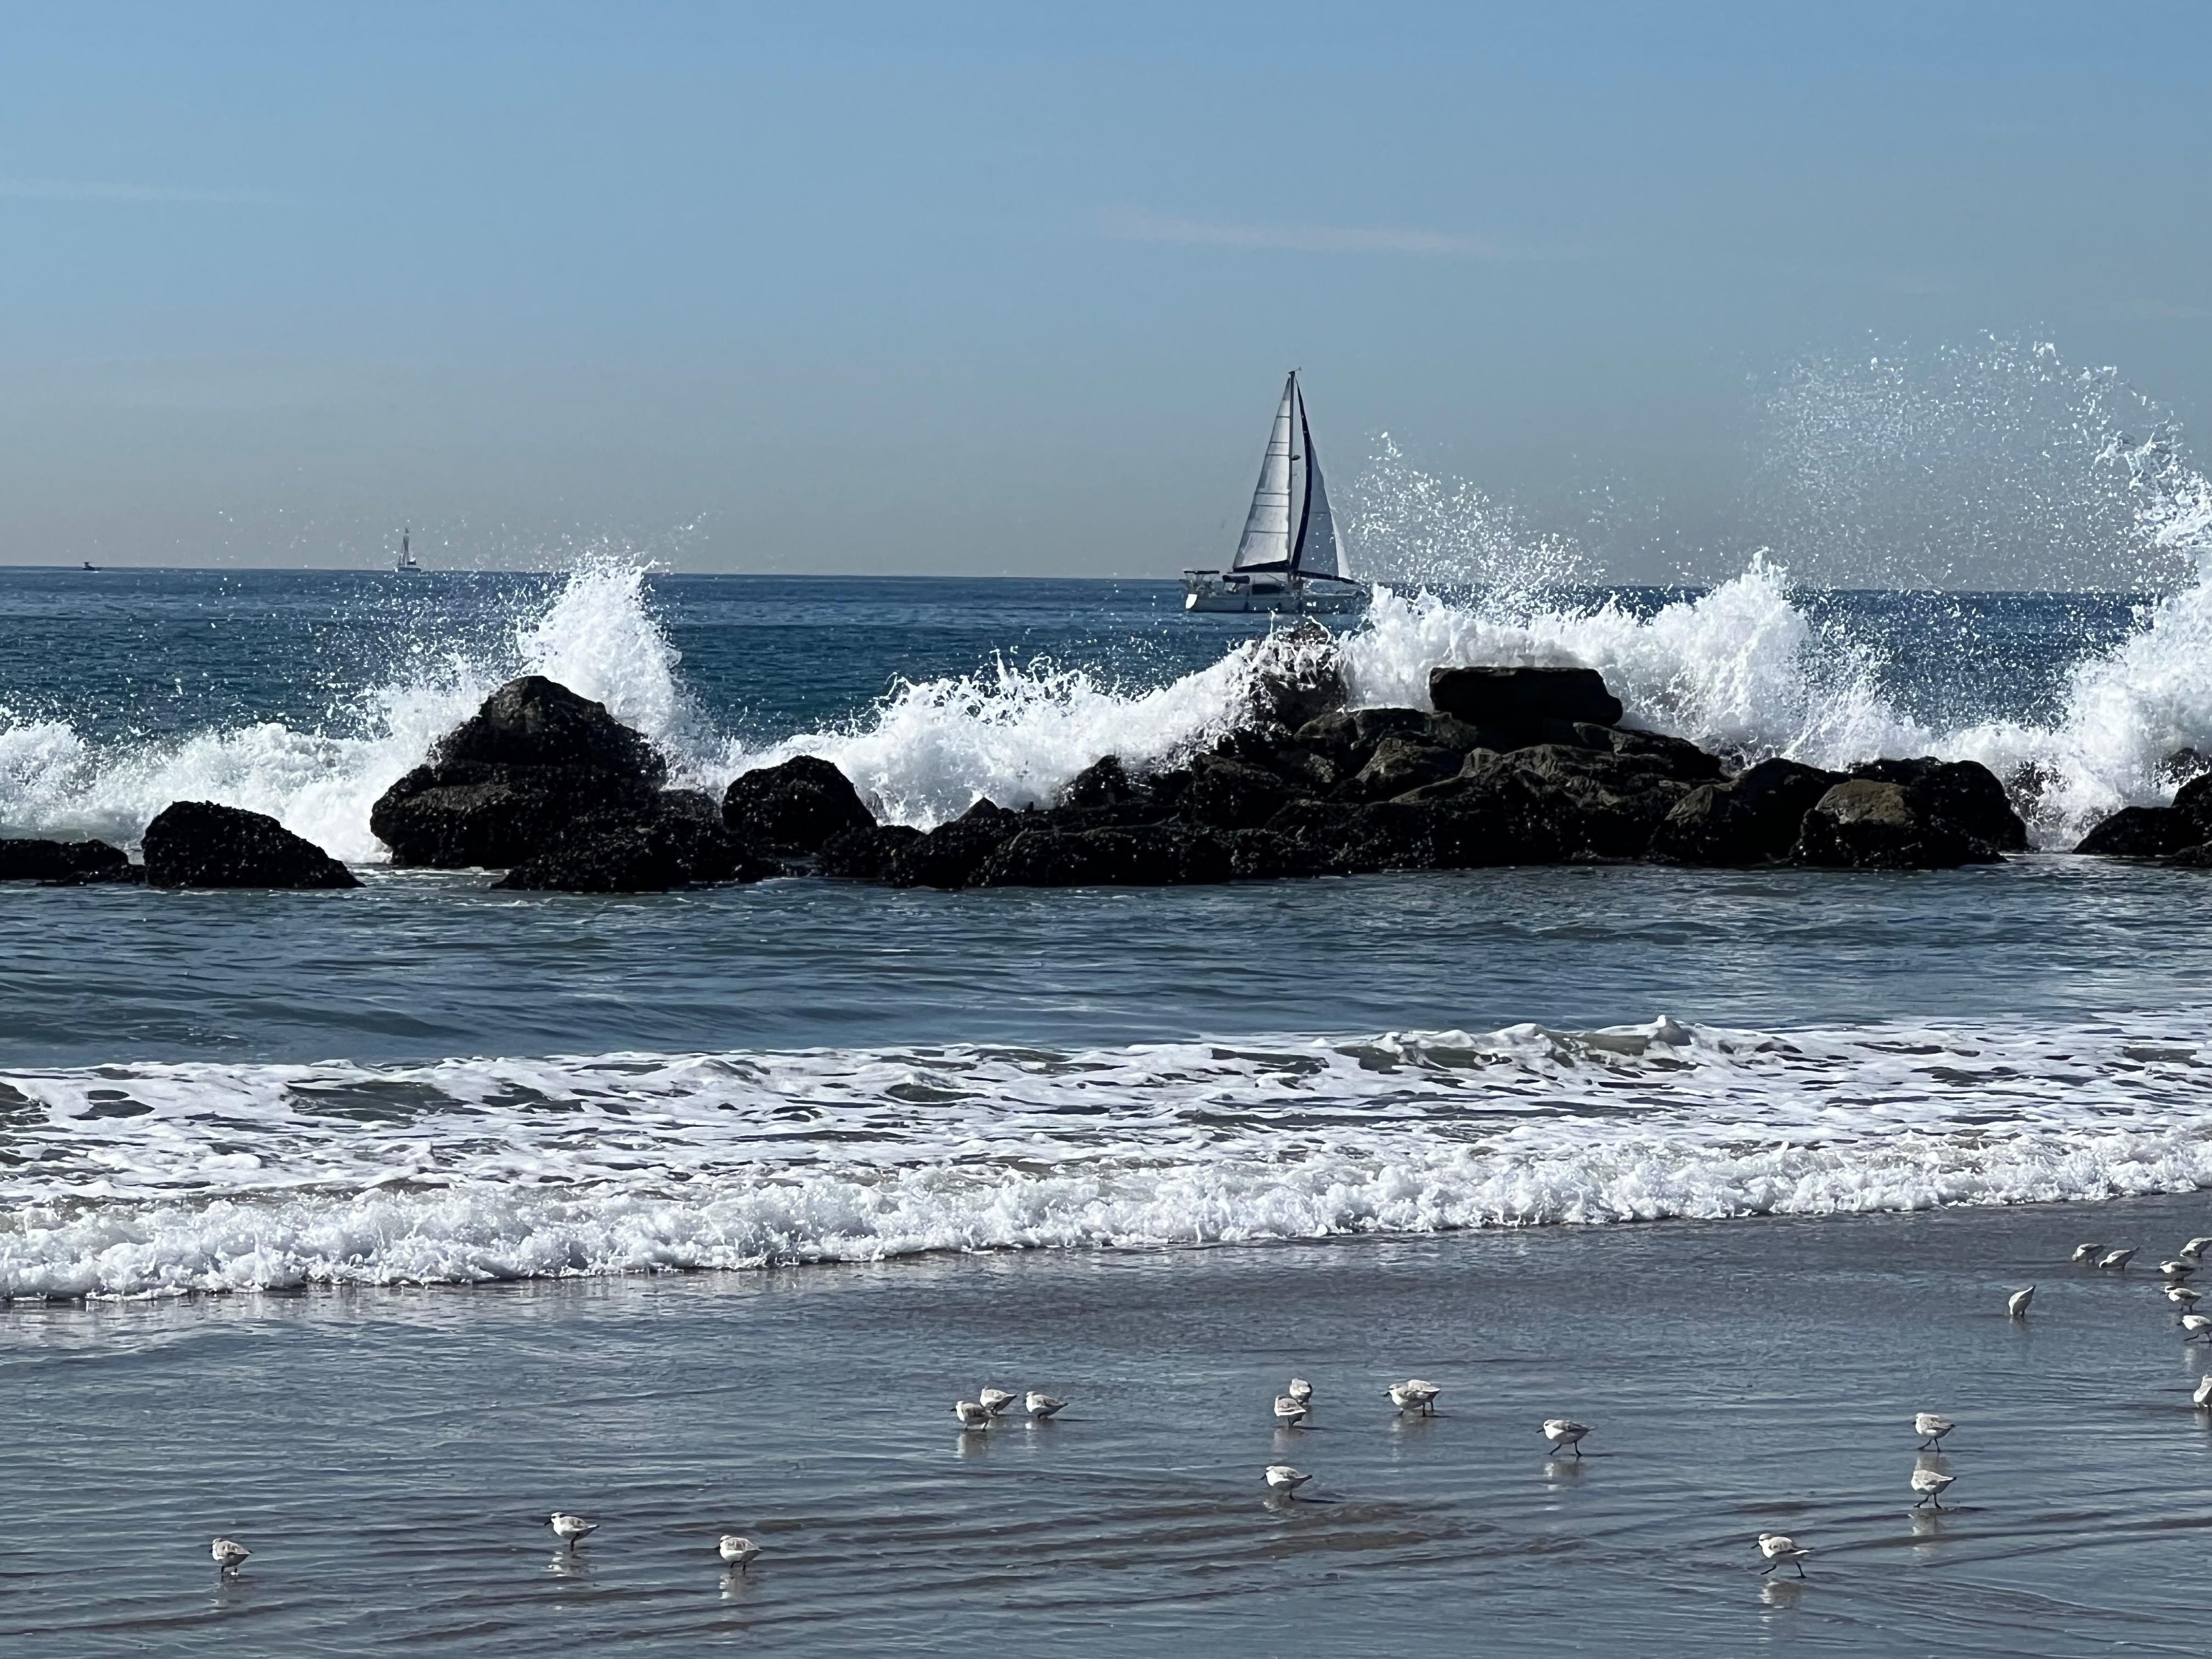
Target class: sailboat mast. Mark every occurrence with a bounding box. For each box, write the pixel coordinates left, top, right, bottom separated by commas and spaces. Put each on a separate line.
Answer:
1288, 373, 1313, 588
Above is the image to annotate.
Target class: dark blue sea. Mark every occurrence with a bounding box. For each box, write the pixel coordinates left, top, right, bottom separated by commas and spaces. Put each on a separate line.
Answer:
5, 563, 2212, 1655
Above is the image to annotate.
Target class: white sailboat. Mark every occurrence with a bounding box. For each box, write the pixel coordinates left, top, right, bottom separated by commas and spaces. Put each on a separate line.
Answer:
396, 527, 422, 573
1183, 371, 1366, 614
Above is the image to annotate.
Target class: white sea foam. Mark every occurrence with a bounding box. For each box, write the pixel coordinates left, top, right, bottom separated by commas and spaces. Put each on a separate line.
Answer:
7, 1013, 2212, 1299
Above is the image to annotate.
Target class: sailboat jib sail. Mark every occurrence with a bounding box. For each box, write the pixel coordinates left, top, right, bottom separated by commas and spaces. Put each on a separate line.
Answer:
1187, 371, 1365, 613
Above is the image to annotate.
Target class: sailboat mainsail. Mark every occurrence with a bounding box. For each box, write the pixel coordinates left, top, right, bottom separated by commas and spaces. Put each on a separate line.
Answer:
1231, 371, 1345, 580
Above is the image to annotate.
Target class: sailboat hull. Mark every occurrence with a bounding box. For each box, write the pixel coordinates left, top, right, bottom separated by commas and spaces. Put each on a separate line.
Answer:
1181, 571, 1365, 614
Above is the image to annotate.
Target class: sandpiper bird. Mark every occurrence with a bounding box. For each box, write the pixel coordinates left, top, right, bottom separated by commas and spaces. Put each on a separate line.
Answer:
717, 1534, 760, 1570
2183, 1313, 2212, 1344
2007, 1286, 2035, 1318
1263, 1464, 1312, 1497
549, 1513, 597, 1551
1756, 1533, 1810, 1578
1543, 1418, 1591, 1457
1024, 1390, 1065, 1420
2195, 1374, 2212, 1409
1389, 1378, 1441, 1415
954, 1400, 992, 1430
210, 1537, 251, 1575
2169, 1283, 2203, 1311
2100, 1248, 2138, 1271
2072, 1242, 2106, 1262
1287, 1377, 1314, 1407
1910, 1466, 1956, 1509
1914, 1412, 1956, 1451
2184, 1235, 2212, 1259
978, 1387, 1018, 1418
2162, 1259, 2197, 1279
1273, 1393, 1310, 1427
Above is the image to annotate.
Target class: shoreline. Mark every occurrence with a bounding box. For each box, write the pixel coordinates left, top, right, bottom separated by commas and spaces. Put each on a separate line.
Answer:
12, 1193, 2212, 1654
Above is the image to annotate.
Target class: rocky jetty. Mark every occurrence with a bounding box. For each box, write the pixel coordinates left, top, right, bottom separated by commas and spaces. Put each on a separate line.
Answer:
142, 802, 359, 890
849, 665, 2030, 888
97, 659, 2090, 897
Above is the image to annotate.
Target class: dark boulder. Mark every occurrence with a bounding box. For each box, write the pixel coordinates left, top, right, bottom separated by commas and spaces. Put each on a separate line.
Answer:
1290, 707, 1429, 772
818, 822, 923, 878
493, 795, 776, 893
1181, 756, 1291, 830
1602, 727, 1727, 782
1060, 755, 1143, 810
2075, 805, 2196, 858
142, 802, 359, 889
1249, 622, 1347, 731
0, 838, 133, 883
2174, 772, 2212, 843
972, 823, 1234, 887
1847, 757, 2028, 854
1791, 780, 2000, 870
1222, 826, 1345, 881
1346, 735, 1462, 800
883, 799, 1025, 889
1272, 765, 1571, 871
371, 676, 666, 868
438, 675, 665, 780
722, 755, 874, 854
1650, 758, 1843, 866
1429, 665, 1624, 730
371, 761, 652, 868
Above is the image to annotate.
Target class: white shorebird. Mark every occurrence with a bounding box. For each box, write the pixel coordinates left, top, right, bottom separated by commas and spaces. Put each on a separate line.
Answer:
1914, 1412, 1956, 1451
717, 1534, 760, 1570
2072, 1242, 2106, 1262
210, 1537, 251, 1575
549, 1513, 597, 1552
2183, 1313, 2212, 1344
1756, 1532, 1810, 1578
1388, 1378, 1441, 1416
2162, 1259, 2197, 1279
2195, 1374, 2212, 1409
1273, 1393, 1310, 1427
1287, 1377, 1314, 1407
954, 1400, 992, 1430
2184, 1236, 2212, 1259
977, 1387, 1018, 1418
1910, 1466, 1956, 1509
1263, 1464, 1312, 1498
2100, 1248, 2138, 1271
1024, 1390, 1065, 1420
2007, 1286, 2035, 1318
2169, 1283, 2203, 1311
1543, 1418, 1591, 1457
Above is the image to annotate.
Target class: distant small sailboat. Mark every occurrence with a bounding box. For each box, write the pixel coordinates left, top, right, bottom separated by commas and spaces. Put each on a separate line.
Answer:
1183, 371, 1367, 614
396, 527, 422, 573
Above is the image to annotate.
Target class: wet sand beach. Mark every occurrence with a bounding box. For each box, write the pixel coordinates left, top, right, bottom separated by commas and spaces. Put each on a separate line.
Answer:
10, 1194, 2212, 1656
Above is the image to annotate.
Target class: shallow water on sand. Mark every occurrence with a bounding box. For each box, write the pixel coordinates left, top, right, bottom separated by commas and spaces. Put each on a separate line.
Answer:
9, 1194, 2212, 1656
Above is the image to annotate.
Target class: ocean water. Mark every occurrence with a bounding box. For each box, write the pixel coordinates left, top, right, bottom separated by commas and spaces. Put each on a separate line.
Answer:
8, 545, 2212, 1650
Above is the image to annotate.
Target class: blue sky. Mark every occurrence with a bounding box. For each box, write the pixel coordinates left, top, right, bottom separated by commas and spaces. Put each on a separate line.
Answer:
2, 3, 2207, 579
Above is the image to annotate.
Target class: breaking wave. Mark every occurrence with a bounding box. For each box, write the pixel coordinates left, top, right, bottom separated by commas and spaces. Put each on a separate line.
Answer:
8, 1011, 2212, 1299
